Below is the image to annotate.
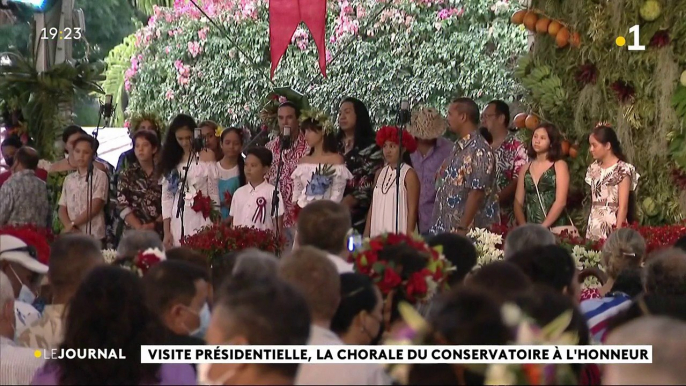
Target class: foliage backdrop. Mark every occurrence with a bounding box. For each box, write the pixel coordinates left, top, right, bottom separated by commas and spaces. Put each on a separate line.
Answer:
121, 0, 527, 128
513, 0, 686, 224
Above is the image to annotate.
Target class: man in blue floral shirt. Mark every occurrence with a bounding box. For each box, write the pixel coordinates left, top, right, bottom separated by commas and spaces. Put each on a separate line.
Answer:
430, 98, 499, 235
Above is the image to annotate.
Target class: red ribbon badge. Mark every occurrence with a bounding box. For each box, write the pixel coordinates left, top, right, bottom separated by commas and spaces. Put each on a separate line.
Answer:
269, 0, 327, 78
252, 197, 268, 224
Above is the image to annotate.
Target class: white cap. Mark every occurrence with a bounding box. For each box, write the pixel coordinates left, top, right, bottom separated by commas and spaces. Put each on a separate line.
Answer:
0, 235, 48, 274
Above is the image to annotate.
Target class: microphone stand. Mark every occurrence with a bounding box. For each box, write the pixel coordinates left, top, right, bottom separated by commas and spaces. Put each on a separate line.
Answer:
86, 106, 104, 237
176, 151, 195, 243
395, 124, 404, 235
271, 136, 288, 257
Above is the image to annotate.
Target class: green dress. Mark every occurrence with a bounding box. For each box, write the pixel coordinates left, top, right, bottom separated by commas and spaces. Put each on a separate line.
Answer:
524, 166, 570, 227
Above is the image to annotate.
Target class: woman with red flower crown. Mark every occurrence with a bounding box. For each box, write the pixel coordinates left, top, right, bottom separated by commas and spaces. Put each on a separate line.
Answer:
158, 115, 219, 249
364, 126, 420, 237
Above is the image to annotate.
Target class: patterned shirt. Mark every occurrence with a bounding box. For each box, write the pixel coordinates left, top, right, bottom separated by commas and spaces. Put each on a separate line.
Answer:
493, 131, 528, 226
410, 137, 454, 234
59, 168, 108, 240
116, 164, 163, 238
0, 170, 50, 227
17, 304, 65, 350
338, 136, 384, 233
265, 132, 309, 228
430, 131, 499, 234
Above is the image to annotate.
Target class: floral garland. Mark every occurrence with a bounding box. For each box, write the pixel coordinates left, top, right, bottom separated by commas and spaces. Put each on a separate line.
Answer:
0, 225, 53, 264
299, 108, 336, 135
350, 233, 453, 304
467, 227, 504, 267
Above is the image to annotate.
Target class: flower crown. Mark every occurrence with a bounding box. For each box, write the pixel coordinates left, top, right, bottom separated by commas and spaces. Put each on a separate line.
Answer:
595, 121, 612, 129
376, 126, 418, 153
300, 108, 336, 135
126, 112, 165, 137
350, 233, 453, 304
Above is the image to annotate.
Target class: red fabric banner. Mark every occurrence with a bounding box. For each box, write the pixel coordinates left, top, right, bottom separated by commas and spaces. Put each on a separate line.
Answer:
269, 0, 327, 79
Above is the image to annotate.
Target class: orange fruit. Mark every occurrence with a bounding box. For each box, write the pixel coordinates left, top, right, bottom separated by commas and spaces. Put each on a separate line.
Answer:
523, 12, 539, 31
561, 140, 570, 156
513, 113, 528, 128
570, 32, 581, 47
525, 114, 540, 130
556, 27, 570, 47
548, 20, 562, 36
569, 146, 578, 158
535, 18, 551, 34
511, 10, 527, 25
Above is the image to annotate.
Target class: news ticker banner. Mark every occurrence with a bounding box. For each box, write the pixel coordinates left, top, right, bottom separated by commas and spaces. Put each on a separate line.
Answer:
140, 345, 652, 364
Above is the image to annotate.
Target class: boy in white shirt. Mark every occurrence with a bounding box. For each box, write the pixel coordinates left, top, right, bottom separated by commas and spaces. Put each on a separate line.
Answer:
229, 147, 284, 232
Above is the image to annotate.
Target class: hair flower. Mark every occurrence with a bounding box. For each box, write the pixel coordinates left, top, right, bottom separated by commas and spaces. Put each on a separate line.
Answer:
135, 248, 166, 275
300, 108, 336, 135
376, 126, 418, 153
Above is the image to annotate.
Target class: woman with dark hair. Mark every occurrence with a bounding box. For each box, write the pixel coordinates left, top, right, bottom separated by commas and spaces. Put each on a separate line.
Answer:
116, 113, 164, 174
514, 123, 571, 230
215, 127, 246, 220
331, 273, 383, 345
508, 244, 580, 303
291, 113, 352, 220
116, 130, 163, 238
337, 98, 384, 234
158, 114, 218, 248
586, 125, 639, 240
30, 266, 195, 385
198, 120, 223, 162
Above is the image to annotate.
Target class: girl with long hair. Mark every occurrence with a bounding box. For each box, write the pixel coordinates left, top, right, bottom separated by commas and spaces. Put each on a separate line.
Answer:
159, 114, 218, 248
514, 123, 571, 230
291, 111, 352, 220
337, 97, 384, 234
198, 120, 223, 162
585, 125, 639, 241
216, 127, 246, 220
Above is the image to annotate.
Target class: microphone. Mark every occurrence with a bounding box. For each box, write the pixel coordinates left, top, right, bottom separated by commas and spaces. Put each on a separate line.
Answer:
282, 126, 292, 150
192, 127, 205, 153
102, 94, 114, 119
241, 126, 269, 157
398, 100, 411, 126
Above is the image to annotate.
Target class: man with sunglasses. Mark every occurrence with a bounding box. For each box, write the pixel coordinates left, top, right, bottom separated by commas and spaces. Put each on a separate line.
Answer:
0, 235, 48, 338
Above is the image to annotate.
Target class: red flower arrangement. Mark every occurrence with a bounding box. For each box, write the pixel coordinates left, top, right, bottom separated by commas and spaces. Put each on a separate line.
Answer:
115, 248, 166, 277
350, 233, 453, 304
223, 190, 233, 209
0, 225, 53, 264
627, 223, 686, 254
575, 62, 598, 86
649, 30, 670, 48
181, 223, 285, 261
376, 126, 418, 154
191, 190, 213, 219
611, 80, 635, 103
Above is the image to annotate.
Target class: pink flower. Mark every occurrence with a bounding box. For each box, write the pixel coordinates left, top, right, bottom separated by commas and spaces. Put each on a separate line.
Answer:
326, 49, 333, 63
356, 5, 366, 18
124, 120, 130, 128
165, 46, 171, 54
124, 80, 131, 91
278, 96, 288, 103
188, 41, 203, 58
244, 104, 250, 111
198, 27, 209, 40
165, 90, 175, 100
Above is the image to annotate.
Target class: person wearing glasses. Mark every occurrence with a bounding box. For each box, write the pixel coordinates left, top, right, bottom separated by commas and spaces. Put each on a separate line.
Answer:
0, 235, 48, 339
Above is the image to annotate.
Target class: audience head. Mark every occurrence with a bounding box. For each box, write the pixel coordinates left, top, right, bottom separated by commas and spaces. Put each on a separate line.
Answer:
338, 97, 375, 145
72, 136, 97, 168
465, 261, 532, 303
642, 248, 686, 296
211, 252, 240, 297
117, 230, 163, 260
244, 147, 272, 185
279, 246, 340, 324
296, 200, 352, 256
9, 146, 39, 173
1, 135, 22, 166
49, 234, 105, 302
427, 233, 477, 286
132, 130, 160, 165
674, 235, 686, 253
509, 245, 580, 302
602, 228, 646, 280
55, 266, 164, 384
165, 246, 209, 272
605, 316, 686, 385
0, 272, 15, 339
231, 249, 278, 279
0, 234, 48, 300
159, 113, 197, 176
447, 97, 480, 134
129, 114, 161, 138
528, 123, 563, 162
504, 224, 556, 259
483, 100, 510, 133
142, 260, 210, 338
331, 273, 383, 345
203, 273, 310, 385
61, 125, 87, 154
609, 267, 644, 298
607, 294, 686, 333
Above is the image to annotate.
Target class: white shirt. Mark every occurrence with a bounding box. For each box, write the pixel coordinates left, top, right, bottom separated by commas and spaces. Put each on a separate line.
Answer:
230, 181, 284, 231
327, 253, 354, 274
0, 336, 45, 385
296, 325, 391, 385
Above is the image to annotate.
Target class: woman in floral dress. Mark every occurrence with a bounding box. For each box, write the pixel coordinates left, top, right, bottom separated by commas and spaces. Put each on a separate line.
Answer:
158, 114, 218, 248
291, 111, 352, 218
585, 126, 639, 241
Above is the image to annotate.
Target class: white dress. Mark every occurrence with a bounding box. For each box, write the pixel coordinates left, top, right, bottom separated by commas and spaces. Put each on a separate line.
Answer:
291, 163, 353, 209
370, 163, 413, 237
161, 156, 219, 246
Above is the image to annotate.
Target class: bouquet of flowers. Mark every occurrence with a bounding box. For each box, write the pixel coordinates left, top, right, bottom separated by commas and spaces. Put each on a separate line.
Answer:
0, 224, 53, 264
628, 223, 686, 253
114, 248, 166, 277
467, 227, 504, 267
181, 223, 284, 261
350, 233, 453, 304
102, 249, 118, 264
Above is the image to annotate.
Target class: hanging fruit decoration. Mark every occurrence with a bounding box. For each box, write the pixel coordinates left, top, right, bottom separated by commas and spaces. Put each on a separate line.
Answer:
569, 145, 579, 159
548, 20, 562, 36
561, 140, 571, 156
523, 11, 539, 31
525, 114, 540, 130
511, 10, 527, 24
510, 9, 580, 49
570, 32, 581, 48
514, 113, 528, 128
555, 27, 571, 48
535, 17, 551, 33
639, 0, 662, 21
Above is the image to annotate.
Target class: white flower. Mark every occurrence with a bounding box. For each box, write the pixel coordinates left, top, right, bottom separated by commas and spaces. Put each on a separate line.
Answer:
102, 249, 118, 264
141, 248, 166, 261
501, 303, 523, 327
485, 364, 516, 385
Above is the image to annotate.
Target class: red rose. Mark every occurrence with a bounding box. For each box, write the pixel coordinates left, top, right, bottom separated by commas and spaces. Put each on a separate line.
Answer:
406, 271, 429, 302
135, 253, 162, 274
369, 239, 384, 252
377, 265, 402, 295
385, 233, 404, 245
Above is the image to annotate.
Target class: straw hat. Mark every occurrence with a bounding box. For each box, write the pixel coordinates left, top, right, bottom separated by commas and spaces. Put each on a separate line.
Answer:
406, 107, 446, 140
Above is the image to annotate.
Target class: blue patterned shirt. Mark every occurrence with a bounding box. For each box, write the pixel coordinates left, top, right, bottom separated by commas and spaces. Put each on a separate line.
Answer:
430, 131, 499, 233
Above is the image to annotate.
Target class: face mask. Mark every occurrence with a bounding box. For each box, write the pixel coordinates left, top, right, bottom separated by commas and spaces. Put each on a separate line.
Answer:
197, 362, 237, 385
189, 303, 210, 339
9, 265, 36, 305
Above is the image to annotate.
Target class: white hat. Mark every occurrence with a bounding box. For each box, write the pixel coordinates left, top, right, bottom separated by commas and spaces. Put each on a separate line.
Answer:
0, 235, 48, 274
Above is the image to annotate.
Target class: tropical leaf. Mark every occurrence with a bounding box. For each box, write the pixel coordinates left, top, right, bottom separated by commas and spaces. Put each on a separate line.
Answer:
129, 0, 174, 15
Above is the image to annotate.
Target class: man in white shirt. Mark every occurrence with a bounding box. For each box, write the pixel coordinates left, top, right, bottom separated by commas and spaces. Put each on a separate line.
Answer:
295, 201, 354, 273
279, 247, 391, 385
0, 272, 45, 385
